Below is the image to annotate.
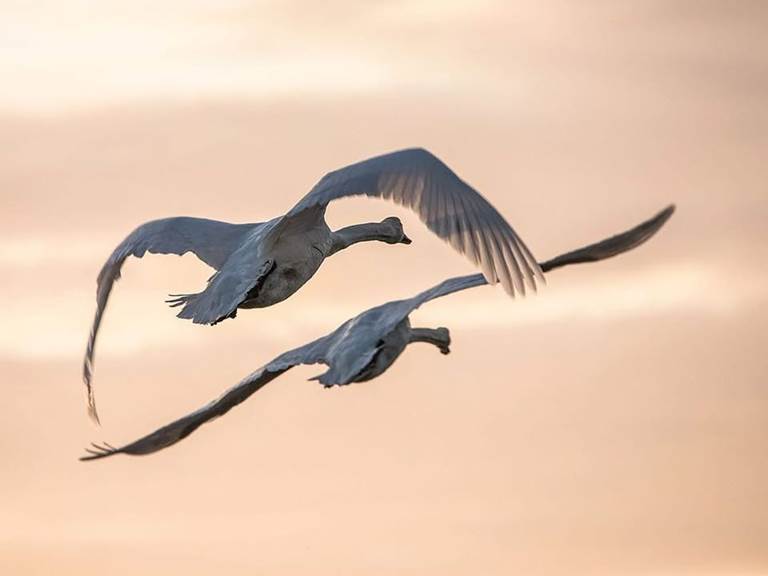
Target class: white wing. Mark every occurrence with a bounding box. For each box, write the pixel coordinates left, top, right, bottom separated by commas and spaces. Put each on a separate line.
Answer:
80, 334, 334, 460
289, 148, 544, 295
408, 204, 676, 306
83, 217, 258, 423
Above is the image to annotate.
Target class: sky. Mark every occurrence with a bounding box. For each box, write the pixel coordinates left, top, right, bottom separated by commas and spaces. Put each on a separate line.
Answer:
1, 1, 767, 575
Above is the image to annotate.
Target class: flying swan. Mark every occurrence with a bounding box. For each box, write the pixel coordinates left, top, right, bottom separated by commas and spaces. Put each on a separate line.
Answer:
81, 204, 674, 460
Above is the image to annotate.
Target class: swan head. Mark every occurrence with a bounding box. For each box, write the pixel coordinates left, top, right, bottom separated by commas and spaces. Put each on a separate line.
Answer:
380, 216, 412, 245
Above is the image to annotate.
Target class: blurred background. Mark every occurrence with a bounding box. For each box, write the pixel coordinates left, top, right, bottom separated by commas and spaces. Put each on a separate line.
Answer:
1, 1, 766, 575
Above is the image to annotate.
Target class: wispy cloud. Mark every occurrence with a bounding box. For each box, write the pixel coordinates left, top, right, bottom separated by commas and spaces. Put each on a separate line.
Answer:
2, 259, 761, 360
0, 0, 466, 112
7, 0, 764, 114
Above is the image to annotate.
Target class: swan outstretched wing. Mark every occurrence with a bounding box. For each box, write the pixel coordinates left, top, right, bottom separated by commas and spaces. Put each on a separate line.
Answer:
80, 364, 288, 460
80, 335, 333, 460
407, 204, 677, 307
289, 148, 544, 296
536, 204, 675, 273
83, 217, 258, 423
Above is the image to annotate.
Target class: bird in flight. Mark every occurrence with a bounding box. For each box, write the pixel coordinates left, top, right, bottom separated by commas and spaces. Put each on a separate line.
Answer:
81, 205, 674, 461
83, 148, 544, 423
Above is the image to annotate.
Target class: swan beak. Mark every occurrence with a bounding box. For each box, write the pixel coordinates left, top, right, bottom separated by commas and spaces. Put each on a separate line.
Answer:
401, 234, 412, 245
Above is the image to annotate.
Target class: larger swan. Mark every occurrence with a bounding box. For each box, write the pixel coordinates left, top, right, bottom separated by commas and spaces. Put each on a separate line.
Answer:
80, 205, 674, 460
83, 148, 545, 422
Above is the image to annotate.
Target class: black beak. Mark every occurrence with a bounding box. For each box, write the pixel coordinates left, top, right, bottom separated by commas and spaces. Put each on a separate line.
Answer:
401, 235, 412, 245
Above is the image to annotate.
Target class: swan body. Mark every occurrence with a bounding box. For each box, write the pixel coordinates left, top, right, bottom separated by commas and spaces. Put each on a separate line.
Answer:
234, 216, 332, 310
81, 205, 674, 461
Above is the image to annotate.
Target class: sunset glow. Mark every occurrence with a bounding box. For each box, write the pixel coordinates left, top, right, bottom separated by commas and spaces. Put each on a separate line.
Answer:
2, 2, 766, 575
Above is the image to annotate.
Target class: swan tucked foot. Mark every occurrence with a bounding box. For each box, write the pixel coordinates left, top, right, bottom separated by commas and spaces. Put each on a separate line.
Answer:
211, 308, 237, 325
165, 293, 192, 308
166, 294, 237, 324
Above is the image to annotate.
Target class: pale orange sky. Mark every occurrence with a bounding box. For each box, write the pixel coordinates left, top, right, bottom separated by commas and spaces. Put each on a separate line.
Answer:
1, 2, 767, 575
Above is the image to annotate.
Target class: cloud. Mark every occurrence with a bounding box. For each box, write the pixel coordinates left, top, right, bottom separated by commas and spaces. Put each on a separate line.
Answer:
5, 1, 764, 113
0, 0, 447, 112
2, 257, 762, 361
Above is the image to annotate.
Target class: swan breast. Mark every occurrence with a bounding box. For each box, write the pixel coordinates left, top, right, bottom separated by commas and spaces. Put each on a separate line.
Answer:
240, 221, 333, 308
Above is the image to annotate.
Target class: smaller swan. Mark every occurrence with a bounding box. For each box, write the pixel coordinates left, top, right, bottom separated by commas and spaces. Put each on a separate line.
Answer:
80, 205, 674, 461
